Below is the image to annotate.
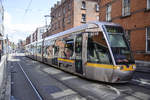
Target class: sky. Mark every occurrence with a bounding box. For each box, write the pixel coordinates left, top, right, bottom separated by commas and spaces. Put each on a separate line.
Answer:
3, 0, 60, 43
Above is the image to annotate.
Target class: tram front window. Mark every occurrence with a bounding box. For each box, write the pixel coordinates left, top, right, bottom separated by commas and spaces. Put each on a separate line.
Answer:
105, 25, 134, 65
87, 32, 112, 64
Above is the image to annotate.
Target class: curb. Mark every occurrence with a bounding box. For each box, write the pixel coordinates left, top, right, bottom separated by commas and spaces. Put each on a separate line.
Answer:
0, 55, 7, 100
0, 55, 11, 100
4, 55, 11, 100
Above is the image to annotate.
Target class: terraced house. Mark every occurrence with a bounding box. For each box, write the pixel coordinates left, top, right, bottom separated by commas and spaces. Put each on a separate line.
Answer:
99, 0, 150, 61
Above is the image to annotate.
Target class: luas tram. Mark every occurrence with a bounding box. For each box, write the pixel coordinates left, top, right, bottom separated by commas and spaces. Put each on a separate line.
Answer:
25, 21, 136, 83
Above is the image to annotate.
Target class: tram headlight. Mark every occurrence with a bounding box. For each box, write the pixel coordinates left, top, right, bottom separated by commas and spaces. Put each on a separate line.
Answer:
132, 65, 136, 70
116, 66, 124, 70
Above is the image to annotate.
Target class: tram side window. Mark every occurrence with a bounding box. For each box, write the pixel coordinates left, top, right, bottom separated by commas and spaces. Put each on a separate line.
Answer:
87, 32, 112, 64
64, 39, 74, 59
46, 40, 54, 58
54, 40, 60, 57
46, 45, 53, 58
43, 42, 47, 57
37, 44, 41, 54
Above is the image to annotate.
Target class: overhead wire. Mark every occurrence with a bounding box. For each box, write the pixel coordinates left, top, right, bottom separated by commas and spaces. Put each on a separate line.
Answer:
22, 0, 32, 22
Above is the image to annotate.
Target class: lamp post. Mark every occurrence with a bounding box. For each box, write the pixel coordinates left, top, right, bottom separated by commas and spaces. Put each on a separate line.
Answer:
44, 15, 50, 38
44, 15, 50, 32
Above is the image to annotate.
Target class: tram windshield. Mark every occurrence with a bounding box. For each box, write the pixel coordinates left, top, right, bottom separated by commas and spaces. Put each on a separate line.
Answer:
105, 25, 134, 65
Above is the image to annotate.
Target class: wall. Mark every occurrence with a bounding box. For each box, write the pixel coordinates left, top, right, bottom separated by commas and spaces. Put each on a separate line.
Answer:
99, 0, 150, 61
0, 55, 8, 99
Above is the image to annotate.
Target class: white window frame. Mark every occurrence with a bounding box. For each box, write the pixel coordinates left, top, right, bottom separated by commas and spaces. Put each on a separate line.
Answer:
81, 1, 86, 9
81, 14, 86, 22
147, 0, 150, 10
146, 27, 150, 53
122, 0, 130, 16
106, 4, 111, 21
95, 4, 100, 12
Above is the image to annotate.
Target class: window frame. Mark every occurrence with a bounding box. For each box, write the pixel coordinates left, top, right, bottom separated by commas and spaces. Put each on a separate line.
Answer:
122, 0, 130, 16
106, 4, 112, 22
147, 0, 150, 10
95, 4, 100, 12
146, 27, 150, 53
81, 1, 86, 10
81, 14, 86, 22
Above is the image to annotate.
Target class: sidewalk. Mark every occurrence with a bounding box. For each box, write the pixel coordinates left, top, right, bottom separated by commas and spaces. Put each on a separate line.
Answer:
135, 60, 150, 73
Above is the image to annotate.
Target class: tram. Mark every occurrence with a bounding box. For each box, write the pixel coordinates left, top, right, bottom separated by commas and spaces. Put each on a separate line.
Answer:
25, 21, 136, 83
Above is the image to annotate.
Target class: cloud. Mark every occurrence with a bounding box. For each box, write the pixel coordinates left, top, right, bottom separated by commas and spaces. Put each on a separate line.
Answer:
4, 11, 40, 44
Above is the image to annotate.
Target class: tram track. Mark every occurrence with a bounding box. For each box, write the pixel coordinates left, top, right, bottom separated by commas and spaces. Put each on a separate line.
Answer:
17, 62, 43, 100
17, 55, 89, 100
10, 54, 44, 100
22, 57, 98, 100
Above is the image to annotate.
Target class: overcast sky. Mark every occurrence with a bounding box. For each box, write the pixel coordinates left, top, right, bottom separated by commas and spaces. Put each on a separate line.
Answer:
3, 0, 60, 43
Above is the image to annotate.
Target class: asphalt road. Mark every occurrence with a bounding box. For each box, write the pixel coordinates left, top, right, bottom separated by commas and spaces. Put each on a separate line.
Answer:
9, 53, 150, 100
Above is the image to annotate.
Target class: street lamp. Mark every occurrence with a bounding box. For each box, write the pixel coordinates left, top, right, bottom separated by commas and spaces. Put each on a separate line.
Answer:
44, 15, 50, 32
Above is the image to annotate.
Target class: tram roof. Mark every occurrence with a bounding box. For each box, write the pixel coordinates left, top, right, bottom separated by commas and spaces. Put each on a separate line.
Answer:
25, 21, 121, 46
44, 21, 121, 41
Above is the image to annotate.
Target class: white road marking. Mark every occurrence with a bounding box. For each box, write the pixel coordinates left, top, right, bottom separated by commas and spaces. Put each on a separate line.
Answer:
107, 85, 121, 96
51, 89, 76, 99
43, 68, 62, 75
132, 79, 150, 85
60, 76, 77, 81
87, 95, 99, 100
18, 62, 43, 100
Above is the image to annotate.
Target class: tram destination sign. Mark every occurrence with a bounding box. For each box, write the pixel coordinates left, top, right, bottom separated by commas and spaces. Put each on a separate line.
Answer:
105, 25, 123, 33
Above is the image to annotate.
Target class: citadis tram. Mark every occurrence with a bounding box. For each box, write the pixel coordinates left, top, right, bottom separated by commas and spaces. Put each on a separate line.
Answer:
25, 21, 136, 83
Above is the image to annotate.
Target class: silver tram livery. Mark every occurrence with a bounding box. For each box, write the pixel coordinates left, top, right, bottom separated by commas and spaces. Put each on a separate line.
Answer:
25, 21, 136, 83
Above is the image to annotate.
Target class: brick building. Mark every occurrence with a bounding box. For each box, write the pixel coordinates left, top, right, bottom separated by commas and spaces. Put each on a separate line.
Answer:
32, 29, 37, 42
43, 0, 99, 37
26, 35, 31, 45
99, 0, 150, 61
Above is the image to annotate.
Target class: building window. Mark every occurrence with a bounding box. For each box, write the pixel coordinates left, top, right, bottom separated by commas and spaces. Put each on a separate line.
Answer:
146, 27, 150, 52
67, 16, 71, 24
95, 4, 100, 12
147, 0, 150, 9
106, 4, 111, 21
81, 14, 86, 22
81, 1, 86, 9
63, 7, 66, 14
122, 0, 130, 16
68, 2, 71, 10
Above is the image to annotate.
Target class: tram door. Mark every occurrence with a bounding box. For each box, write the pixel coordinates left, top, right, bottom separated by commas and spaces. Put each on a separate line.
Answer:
75, 34, 83, 74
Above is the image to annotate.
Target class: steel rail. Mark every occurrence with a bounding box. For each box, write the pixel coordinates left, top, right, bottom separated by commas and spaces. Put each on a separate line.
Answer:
18, 62, 43, 100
